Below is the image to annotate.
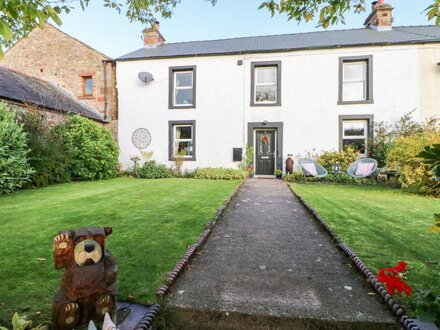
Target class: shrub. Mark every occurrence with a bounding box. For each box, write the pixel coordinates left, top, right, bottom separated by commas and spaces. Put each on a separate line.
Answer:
137, 160, 172, 179
386, 128, 440, 193
53, 115, 119, 181
181, 169, 196, 178
194, 168, 247, 180
238, 145, 254, 175
317, 148, 359, 171
369, 121, 394, 168
0, 103, 34, 194
20, 111, 71, 187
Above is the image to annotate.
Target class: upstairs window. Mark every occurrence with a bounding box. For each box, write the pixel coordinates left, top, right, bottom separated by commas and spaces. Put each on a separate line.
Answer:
339, 56, 373, 104
82, 76, 93, 96
169, 66, 196, 109
251, 61, 281, 106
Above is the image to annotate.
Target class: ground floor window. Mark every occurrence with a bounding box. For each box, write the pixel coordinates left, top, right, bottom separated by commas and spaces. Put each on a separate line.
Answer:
168, 120, 196, 160
339, 115, 373, 154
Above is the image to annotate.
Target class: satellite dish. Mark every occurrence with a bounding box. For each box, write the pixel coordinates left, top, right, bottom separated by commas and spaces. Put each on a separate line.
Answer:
138, 72, 154, 84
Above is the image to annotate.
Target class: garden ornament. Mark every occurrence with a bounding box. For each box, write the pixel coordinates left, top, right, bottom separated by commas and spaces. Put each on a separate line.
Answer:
286, 154, 294, 174
52, 227, 118, 330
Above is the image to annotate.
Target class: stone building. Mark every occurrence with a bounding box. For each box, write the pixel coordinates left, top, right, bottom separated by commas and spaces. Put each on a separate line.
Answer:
0, 66, 105, 126
0, 23, 117, 134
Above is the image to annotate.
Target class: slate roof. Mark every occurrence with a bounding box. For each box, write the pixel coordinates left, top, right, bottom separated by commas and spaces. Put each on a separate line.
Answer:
117, 25, 440, 61
0, 66, 105, 122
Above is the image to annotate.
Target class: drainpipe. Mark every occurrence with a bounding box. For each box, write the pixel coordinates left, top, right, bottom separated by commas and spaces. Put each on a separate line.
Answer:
102, 59, 114, 121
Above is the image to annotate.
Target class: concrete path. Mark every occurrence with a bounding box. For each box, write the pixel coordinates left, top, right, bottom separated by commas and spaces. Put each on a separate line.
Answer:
166, 179, 397, 330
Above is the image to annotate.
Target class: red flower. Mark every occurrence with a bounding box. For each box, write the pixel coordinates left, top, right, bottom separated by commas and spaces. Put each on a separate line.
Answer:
377, 261, 412, 297
395, 261, 407, 273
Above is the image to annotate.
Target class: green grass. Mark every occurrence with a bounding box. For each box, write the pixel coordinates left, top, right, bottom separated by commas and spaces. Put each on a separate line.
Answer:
291, 183, 440, 294
0, 177, 241, 325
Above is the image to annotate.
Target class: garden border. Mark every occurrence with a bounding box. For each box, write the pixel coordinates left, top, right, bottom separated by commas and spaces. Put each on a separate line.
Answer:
287, 183, 421, 330
155, 179, 246, 298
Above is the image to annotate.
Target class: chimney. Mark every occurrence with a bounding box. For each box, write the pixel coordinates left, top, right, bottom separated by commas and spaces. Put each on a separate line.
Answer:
364, 0, 393, 31
143, 21, 165, 48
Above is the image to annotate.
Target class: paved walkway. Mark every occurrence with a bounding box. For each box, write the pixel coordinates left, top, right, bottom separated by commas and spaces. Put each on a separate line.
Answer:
167, 179, 396, 330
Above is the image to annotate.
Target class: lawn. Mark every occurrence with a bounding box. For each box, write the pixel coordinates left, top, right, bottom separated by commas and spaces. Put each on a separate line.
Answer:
0, 177, 241, 326
291, 183, 440, 295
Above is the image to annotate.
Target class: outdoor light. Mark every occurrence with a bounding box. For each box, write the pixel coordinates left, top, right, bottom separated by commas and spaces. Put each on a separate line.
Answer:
332, 163, 342, 172
263, 120, 268, 125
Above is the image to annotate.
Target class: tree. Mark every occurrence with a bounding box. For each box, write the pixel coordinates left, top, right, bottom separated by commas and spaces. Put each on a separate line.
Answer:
1, 0, 440, 56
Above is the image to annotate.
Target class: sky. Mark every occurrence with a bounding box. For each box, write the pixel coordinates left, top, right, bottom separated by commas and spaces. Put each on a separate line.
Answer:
55, 0, 436, 58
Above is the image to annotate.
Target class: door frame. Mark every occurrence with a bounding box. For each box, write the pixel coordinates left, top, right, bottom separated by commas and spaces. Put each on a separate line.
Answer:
247, 122, 284, 174
254, 129, 277, 175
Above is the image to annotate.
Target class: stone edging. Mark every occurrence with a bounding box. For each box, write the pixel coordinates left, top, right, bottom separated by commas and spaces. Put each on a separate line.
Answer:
155, 179, 247, 298
133, 304, 161, 330
287, 183, 420, 330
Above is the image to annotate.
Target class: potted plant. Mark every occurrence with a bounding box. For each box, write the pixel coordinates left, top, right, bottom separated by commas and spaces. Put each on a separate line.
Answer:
275, 169, 283, 179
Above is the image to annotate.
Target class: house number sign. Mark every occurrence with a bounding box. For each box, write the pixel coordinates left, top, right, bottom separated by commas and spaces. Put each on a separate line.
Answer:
132, 128, 151, 149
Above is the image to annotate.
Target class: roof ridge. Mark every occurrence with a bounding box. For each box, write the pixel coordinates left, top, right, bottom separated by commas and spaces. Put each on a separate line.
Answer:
155, 25, 439, 47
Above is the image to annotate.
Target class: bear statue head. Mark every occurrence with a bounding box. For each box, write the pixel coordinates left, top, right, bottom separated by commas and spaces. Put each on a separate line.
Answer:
53, 227, 113, 269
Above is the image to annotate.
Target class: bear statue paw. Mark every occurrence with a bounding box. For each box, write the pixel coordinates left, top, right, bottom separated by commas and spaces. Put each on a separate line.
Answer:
58, 303, 80, 329
96, 294, 114, 316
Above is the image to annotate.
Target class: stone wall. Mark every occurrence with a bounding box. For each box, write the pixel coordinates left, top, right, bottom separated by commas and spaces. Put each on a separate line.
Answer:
5, 101, 68, 127
1, 23, 118, 123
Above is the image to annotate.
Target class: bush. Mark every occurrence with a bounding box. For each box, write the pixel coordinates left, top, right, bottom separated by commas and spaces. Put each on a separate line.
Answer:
53, 115, 119, 181
0, 103, 34, 194
194, 168, 248, 180
137, 160, 172, 179
317, 148, 359, 171
181, 169, 196, 178
386, 128, 440, 193
369, 121, 394, 168
20, 111, 71, 187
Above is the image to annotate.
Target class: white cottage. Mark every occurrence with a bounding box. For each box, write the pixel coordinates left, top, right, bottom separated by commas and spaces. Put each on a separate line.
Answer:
116, 2, 440, 175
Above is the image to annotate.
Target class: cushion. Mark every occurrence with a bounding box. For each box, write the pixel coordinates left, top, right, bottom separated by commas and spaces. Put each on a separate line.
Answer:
302, 163, 318, 176
355, 162, 375, 177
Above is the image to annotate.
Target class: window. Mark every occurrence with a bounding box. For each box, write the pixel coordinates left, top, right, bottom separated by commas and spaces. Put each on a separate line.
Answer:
82, 76, 93, 96
339, 56, 373, 104
168, 121, 196, 160
339, 115, 373, 154
169, 66, 196, 109
251, 61, 281, 106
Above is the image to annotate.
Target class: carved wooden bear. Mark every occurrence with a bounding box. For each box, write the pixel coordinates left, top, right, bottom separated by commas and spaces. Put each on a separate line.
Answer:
52, 227, 118, 330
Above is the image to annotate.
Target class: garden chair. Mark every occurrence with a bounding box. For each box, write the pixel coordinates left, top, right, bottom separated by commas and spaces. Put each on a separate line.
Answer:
298, 159, 328, 183
347, 158, 378, 179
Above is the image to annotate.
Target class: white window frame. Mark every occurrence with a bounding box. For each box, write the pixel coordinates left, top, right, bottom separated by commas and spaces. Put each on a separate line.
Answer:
342, 120, 368, 154
342, 61, 367, 102
254, 66, 278, 104
173, 124, 194, 159
173, 70, 194, 107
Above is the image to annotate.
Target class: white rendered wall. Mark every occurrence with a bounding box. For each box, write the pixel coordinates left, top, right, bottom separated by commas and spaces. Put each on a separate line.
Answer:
117, 45, 420, 170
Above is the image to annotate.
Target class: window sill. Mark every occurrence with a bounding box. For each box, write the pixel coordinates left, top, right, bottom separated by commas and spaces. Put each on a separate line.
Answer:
337, 100, 374, 105
169, 157, 196, 161
250, 103, 281, 107
78, 95, 95, 100
169, 105, 196, 110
